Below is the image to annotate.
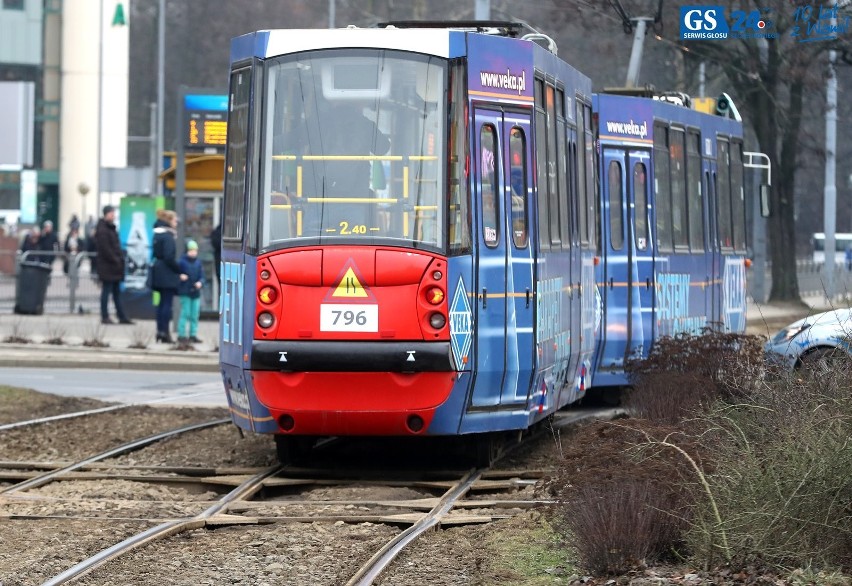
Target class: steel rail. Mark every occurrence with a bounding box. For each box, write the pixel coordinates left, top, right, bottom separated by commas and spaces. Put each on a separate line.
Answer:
345, 467, 485, 586
1, 418, 229, 495
41, 465, 281, 586
340, 410, 621, 586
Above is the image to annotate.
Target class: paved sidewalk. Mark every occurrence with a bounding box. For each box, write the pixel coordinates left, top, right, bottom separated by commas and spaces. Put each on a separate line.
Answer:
0, 313, 219, 372
0, 294, 846, 373
746, 294, 839, 336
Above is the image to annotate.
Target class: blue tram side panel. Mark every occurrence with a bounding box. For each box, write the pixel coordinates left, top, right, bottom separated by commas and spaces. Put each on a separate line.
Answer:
457, 32, 596, 433
219, 24, 596, 442
591, 92, 750, 389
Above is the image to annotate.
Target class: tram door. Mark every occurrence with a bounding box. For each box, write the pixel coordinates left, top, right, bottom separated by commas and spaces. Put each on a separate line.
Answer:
598, 148, 653, 370
629, 152, 655, 351
470, 107, 536, 407
704, 163, 722, 325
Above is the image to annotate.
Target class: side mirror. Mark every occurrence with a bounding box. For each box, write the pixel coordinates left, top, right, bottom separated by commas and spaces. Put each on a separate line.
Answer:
759, 184, 771, 218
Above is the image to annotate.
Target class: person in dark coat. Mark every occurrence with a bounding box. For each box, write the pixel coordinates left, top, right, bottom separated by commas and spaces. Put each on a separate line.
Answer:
176, 240, 205, 343
85, 225, 98, 276
151, 209, 181, 343
20, 227, 40, 258
38, 220, 60, 265
209, 223, 222, 289
94, 205, 133, 324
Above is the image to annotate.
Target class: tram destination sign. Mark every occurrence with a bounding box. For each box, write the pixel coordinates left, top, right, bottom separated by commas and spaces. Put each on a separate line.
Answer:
184, 93, 228, 150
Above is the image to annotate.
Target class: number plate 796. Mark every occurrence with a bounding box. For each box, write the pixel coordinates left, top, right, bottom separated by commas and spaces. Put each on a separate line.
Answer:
319, 304, 378, 332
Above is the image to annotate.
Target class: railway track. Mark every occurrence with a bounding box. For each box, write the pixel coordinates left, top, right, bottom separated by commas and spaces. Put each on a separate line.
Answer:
0, 407, 620, 584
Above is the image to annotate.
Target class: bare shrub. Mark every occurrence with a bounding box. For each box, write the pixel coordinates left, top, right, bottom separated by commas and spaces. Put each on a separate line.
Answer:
81, 323, 109, 348
45, 320, 67, 345
624, 331, 765, 422
545, 419, 698, 575
172, 339, 196, 352
128, 326, 152, 350
686, 371, 852, 571
4, 318, 32, 344
557, 481, 686, 575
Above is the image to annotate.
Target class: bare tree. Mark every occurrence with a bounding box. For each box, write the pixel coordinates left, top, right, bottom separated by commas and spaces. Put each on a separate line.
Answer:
670, 0, 831, 302
524, 0, 838, 302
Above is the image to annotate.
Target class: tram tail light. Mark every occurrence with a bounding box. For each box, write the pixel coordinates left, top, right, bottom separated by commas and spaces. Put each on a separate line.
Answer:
258, 286, 278, 305
426, 286, 444, 305
429, 312, 446, 329
258, 312, 275, 329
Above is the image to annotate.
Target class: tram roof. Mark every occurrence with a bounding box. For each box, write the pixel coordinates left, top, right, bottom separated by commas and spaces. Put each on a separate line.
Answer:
232, 28, 468, 62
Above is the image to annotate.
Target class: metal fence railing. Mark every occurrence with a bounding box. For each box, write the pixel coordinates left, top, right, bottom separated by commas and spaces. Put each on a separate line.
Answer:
2, 248, 850, 315
749, 260, 852, 301
0, 250, 102, 315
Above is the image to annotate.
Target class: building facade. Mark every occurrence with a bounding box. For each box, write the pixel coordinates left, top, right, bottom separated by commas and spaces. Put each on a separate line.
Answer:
0, 0, 129, 236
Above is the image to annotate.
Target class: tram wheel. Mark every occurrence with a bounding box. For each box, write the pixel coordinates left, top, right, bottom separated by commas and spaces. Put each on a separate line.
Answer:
473, 433, 501, 468
275, 435, 316, 465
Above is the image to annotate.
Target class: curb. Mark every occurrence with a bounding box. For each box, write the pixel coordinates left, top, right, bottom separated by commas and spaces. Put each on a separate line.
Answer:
0, 344, 219, 373
0, 356, 219, 373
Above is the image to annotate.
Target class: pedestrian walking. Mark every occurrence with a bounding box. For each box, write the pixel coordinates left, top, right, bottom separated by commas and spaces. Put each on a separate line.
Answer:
94, 205, 134, 325
209, 222, 221, 290
63, 226, 82, 274
177, 240, 205, 343
150, 209, 181, 343
38, 220, 60, 265
20, 227, 40, 258
85, 225, 98, 277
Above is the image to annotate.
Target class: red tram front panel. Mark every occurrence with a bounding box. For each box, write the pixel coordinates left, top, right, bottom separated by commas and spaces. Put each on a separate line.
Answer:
248, 246, 457, 435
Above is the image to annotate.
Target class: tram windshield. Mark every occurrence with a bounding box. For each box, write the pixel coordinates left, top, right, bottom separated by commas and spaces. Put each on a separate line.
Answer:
260, 49, 447, 251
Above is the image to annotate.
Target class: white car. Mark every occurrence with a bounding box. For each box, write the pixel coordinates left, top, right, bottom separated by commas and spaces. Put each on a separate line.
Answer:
764, 308, 852, 370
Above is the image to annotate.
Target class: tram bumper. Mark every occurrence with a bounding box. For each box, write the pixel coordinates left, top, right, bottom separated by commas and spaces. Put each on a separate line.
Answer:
250, 340, 458, 435
250, 340, 454, 372
250, 370, 458, 436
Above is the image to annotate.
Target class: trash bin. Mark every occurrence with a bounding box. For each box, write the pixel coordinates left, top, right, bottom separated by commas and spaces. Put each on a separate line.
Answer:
14, 261, 52, 315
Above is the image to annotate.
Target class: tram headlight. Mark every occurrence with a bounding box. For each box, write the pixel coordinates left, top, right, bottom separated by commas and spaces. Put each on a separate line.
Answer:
429, 312, 446, 330
260, 269, 271, 280
426, 287, 444, 305
432, 270, 442, 280
257, 312, 275, 329
258, 286, 278, 304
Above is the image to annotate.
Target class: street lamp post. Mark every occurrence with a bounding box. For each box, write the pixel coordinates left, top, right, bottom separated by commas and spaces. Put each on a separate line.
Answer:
609, 0, 663, 87
78, 182, 90, 229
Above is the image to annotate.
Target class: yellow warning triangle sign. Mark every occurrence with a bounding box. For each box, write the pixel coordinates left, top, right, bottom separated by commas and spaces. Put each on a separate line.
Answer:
331, 267, 368, 298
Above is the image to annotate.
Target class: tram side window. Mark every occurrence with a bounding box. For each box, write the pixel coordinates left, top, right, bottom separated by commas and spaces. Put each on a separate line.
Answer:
731, 140, 746, 252
717, 139, 733, 249
670, 128, 688, 248
509, 127, 529, 248
546, 86, 561, 246
634, 162, 648, 250
556, 88, 570, 248
654, 123, 673, 252
583, 103, 597, 251
535, 77, 549, 250
687, 130, 704, 251
569, 139, 579, 245
576, 101, 588, 246
480, 125, 500, 247
609, 161, 624, 250
224, 67, 251, 241
449, 63, 471, 256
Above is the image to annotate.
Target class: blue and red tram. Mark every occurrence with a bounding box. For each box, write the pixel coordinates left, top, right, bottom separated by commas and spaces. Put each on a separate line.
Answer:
589, 91, 753, 390
218, 23, 599, 460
